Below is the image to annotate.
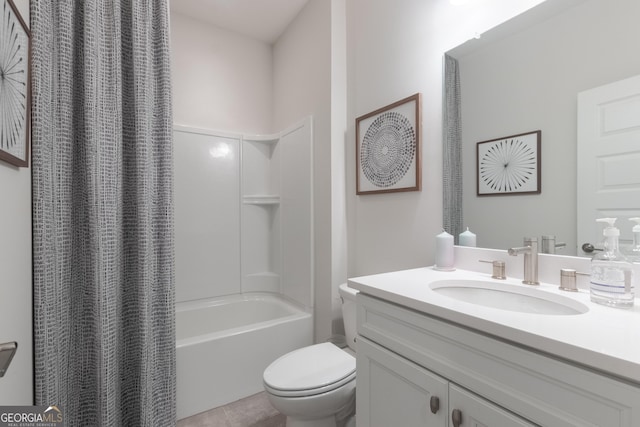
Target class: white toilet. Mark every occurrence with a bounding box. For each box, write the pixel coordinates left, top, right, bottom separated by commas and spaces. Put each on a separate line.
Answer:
263, 283, 358, 427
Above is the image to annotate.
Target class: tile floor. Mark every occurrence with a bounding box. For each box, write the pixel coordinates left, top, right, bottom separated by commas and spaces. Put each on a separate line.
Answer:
177, 392, 285, 427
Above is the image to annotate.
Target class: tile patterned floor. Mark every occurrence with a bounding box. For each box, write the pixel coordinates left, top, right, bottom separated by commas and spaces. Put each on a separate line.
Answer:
177, 392, 286, 427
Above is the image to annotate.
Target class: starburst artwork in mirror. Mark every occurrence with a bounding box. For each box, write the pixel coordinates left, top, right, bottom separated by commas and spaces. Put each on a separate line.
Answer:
477, 131, 541, 196
0, 0, 30, 167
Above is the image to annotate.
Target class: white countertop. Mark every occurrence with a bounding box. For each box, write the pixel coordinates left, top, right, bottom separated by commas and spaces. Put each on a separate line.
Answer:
348, 266, 640, 384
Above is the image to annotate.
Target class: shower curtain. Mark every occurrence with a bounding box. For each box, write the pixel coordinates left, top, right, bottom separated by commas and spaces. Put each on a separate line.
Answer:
31, 1, 175, 425
443, 54, 463, 241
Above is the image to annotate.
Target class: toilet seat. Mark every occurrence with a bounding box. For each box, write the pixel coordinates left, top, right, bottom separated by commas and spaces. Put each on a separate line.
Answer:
263, 342, 356, 398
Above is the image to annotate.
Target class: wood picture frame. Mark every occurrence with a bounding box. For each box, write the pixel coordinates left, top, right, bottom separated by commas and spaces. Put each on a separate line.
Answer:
476, 130, 541, 196
356, 93, 421, 195
0, 0, 31, 168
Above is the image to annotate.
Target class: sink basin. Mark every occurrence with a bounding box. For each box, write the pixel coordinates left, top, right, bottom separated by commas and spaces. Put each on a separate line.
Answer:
429, 280, 589, 315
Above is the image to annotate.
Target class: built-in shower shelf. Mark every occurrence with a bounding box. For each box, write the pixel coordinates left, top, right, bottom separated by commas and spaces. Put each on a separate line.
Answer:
243, 195, 280, 205
245, 272, 280, 278
244, 135, 279, 145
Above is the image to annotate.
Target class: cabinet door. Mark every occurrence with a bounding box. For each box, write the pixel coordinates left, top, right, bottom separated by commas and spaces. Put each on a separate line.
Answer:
357, 336, 448, 427
449, 384, 535, 427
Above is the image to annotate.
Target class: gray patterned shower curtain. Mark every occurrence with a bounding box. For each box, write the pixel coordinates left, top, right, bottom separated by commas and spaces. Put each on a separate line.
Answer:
31, 1, 176, 425
443, 54, 463, 241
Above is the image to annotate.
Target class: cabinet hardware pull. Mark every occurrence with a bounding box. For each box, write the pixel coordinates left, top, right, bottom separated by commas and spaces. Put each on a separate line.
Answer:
429, 396, 439, 414
452, 409, 463, 427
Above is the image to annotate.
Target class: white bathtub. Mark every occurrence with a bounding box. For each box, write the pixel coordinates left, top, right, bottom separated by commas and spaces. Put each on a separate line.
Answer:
176, 293, 313, 420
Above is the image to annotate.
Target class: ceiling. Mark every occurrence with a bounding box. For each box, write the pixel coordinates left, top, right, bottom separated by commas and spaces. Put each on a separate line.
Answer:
170, 0, 310, 44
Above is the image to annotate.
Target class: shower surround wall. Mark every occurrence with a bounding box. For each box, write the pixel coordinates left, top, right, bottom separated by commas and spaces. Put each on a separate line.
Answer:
173, 118, 314, 418
174, 117, 313, 306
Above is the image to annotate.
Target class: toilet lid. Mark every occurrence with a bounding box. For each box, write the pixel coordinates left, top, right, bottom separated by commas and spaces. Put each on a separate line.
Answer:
263, 342, 355, 394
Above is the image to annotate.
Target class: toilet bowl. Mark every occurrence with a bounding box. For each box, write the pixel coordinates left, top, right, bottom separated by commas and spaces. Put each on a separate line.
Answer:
263, 283, 358, 427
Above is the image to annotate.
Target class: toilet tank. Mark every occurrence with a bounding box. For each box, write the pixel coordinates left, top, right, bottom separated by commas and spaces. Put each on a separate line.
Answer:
338, 283, 358, 351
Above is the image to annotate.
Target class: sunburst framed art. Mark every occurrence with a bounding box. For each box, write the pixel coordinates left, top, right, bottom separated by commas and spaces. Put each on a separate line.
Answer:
476, 130, 541, 196
0, 0, 30, 168
356, 93, 421, 195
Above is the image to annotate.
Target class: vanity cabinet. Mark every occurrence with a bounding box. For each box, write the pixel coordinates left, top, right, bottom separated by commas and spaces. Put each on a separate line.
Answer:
356, 293, 640, 427
358, 336, 534, 426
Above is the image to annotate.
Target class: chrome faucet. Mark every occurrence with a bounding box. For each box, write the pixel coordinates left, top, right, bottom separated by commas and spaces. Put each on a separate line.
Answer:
508, 237, 539, 285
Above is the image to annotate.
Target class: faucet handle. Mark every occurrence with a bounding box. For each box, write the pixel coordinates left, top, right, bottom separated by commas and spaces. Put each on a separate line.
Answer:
559, 269, 589, 292
560, 269, 578, 292
479, 260, 506, 280
541, 235, 567, 254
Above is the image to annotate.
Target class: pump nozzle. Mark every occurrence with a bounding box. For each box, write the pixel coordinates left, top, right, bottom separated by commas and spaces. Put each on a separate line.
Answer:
596, 217, 617, 227
630, 217, 640, 232
596, 217, 619, 237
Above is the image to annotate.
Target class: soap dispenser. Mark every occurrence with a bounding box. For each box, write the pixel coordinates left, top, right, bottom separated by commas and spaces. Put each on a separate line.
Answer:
590, 218, 634, 308
627, 217, 640, 263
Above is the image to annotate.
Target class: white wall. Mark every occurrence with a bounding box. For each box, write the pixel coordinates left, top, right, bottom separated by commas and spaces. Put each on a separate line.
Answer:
272, 0, 337, 342
0, 0, 32, 406
170, 12, 273, 134
346, 0, 545, 277
330, 0, 349, 334
0, 166, 32, 404
456, 0, 640, 254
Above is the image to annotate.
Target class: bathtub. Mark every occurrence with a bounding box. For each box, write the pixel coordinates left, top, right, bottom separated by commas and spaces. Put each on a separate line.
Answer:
176, 292, 313, 420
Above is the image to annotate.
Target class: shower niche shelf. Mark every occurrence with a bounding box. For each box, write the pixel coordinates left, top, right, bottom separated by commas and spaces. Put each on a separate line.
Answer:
240, 117, 313, 307
241, 201, 281, 293
245, 136, 279, 145
242, 132, 281, 294
242, 195, 280, 205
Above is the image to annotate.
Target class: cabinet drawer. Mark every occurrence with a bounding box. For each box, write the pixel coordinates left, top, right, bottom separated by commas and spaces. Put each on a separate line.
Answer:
357, 293, 640, 427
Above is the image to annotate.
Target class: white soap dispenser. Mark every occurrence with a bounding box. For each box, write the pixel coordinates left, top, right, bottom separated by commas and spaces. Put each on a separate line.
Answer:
590, 218, 634, 308
627, 217, 640, 263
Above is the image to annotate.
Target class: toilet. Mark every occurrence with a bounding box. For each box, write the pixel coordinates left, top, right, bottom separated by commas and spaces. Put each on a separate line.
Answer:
263, 283, 358, 427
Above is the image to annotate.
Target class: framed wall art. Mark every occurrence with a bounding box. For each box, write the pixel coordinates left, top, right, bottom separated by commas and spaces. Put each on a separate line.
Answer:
356, 93, 421, 195
0, 0, 31, 168
476, 130, 541, 196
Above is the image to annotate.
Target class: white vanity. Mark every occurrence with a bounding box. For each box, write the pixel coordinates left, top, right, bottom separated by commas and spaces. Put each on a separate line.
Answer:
348, 248, 640, 426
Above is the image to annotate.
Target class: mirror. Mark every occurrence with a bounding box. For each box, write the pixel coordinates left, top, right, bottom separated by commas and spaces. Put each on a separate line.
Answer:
444, 0, 640, 256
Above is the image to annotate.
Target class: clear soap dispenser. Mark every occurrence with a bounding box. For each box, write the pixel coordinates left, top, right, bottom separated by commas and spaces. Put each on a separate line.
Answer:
627, 217, 640, 263
590, 218, 634, 308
